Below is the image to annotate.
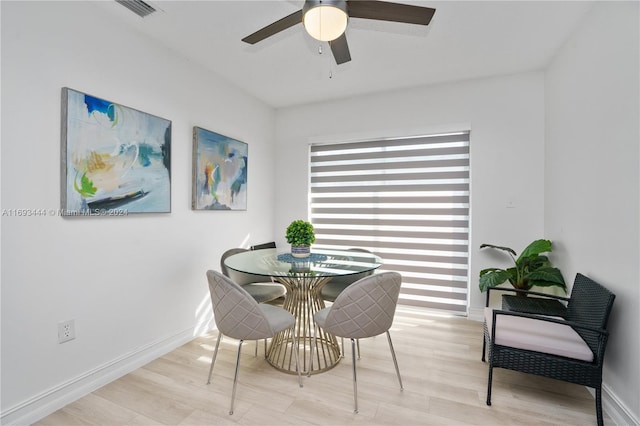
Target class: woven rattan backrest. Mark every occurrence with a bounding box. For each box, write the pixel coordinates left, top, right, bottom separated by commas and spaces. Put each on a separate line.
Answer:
566, 273, 616, 352
206, 270, 273, 340
250, 241, 276, 250
324, 271, 402, 339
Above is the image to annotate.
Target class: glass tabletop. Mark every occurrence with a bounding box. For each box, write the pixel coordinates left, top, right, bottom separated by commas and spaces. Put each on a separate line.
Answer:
224, 248, 383, 278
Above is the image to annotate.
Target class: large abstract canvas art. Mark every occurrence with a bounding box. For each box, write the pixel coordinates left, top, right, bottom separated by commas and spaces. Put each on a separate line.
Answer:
61, 88, 171, 215
192, 127, 247, 210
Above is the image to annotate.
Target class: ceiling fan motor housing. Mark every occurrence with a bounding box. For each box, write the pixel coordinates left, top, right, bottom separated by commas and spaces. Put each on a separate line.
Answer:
302, 0, 348, 14
302, 0, 349, 42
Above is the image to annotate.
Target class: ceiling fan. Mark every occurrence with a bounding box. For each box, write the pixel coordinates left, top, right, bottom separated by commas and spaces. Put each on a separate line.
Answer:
242, 0, 436, 65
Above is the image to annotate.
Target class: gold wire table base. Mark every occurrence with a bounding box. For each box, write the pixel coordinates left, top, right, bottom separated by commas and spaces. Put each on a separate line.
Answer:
267, 274, 341, 375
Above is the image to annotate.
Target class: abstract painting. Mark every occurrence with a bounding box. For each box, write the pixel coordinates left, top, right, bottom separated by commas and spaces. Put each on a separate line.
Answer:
61, 88, 171, 215
192, 127, 247, 210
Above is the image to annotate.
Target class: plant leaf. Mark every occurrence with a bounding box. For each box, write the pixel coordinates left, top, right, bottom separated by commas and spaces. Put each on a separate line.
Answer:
528, 255, 550, 270
526, 267, 567, 292
480, 268, 503, 276
285, 220, 316, 246
526, 267, 565, 283
517, 239, 552, 261
479, 269, 513, 292
480, 243, 517, 257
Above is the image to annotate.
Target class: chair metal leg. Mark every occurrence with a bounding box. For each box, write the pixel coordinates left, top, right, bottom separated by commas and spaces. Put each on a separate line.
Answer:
486, 364, 493, 406
229, 340, 244, 415
341, 337, 360, 359
386, 331, 403, 390
486, 332, 494, 406
351, 338, 358, 413
291, 326, 303, 387
596, 386, 603, 426
207, 332, 223, 384
253, 338, 267, 358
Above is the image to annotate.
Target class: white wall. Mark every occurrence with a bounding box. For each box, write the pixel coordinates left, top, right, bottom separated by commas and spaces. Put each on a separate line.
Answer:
545, 1, 640, 424
3, 1, 637, 424
0, 1, 276, 422
274, 72, 547, 317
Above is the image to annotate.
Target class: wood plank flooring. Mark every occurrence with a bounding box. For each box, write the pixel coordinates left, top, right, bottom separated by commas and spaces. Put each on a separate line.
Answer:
36, 308, 609, 425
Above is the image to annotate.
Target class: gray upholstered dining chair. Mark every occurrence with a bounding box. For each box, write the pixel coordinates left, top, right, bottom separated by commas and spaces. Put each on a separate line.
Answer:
221, 248, 287, 356
205, 270, 302, 415
320, 248, 375, 302
309, 271, 404, 413
220, 248, 285, 304
320, 248, 375, 358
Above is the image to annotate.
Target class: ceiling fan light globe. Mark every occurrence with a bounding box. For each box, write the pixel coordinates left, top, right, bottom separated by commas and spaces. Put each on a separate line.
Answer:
303, 1, 348, 42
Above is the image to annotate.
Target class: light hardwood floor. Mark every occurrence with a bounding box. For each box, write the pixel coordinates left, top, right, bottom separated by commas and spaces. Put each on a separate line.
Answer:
36, 308, 609, 425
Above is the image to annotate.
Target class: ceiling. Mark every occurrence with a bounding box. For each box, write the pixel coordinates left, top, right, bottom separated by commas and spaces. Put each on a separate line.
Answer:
94, 1, 593, 108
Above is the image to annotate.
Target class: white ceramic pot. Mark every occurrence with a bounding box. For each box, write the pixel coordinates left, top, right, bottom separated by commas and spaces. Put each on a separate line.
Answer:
291, 245, 311, 258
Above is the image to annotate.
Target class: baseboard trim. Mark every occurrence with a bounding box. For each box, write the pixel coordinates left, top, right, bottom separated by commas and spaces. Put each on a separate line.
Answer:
602, 382, 640, 426
1, 325, 203, 426
468, 306, 484, 322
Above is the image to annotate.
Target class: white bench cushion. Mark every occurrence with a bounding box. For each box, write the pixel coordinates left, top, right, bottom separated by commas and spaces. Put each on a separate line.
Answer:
484, 308, 594, 362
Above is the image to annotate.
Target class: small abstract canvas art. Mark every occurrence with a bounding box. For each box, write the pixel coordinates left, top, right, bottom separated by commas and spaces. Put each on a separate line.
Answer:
192, 127, 247, 210
61, 88, 171, 214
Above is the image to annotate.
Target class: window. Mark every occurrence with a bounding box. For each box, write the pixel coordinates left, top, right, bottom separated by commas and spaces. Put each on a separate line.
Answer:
309, 131, 470, 314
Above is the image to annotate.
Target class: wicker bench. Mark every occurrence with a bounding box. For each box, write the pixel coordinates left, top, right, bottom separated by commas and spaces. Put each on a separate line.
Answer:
482, 273, 615, 426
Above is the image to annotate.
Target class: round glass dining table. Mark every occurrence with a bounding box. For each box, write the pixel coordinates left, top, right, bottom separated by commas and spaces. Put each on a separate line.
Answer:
224, 247, 382, 375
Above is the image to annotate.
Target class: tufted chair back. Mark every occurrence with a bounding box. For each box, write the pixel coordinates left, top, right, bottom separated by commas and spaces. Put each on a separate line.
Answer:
206, 270, 274, 340
322, 271, 401, 339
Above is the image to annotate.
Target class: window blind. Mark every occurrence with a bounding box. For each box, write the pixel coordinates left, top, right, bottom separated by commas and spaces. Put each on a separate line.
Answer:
309, 132, 470, 315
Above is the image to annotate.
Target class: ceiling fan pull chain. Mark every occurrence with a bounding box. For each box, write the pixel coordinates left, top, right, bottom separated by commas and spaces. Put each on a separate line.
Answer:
328, 43, 333, 79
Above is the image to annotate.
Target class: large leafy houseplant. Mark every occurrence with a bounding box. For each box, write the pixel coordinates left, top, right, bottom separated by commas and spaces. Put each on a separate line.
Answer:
285, 220, 316, 247
479, 239, 566, 293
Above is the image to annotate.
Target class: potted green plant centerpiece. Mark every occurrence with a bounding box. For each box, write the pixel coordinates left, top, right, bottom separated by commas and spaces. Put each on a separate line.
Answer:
286, 219, 316, 258
479, 239, 566, 293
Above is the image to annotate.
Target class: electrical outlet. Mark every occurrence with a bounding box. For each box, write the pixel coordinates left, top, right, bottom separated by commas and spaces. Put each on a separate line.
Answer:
58, 319, 76, 343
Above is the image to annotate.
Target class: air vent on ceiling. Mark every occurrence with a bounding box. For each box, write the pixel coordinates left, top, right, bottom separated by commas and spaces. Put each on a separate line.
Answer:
115, 0, 157, 18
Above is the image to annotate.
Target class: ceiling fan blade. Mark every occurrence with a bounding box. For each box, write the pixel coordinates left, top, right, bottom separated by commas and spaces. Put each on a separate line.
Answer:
242, 9, 303, 44
329, 33, 351, 65
348, 1, 435, 26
